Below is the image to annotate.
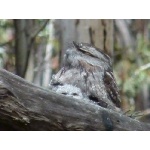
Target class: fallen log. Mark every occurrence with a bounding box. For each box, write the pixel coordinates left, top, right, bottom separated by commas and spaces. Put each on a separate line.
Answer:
0, 69, 149, 130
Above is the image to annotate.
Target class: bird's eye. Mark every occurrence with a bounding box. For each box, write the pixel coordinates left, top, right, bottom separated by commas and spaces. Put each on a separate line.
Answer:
80, 50, 93, 56
72, 93, 78, 96
62, 92, 67, 95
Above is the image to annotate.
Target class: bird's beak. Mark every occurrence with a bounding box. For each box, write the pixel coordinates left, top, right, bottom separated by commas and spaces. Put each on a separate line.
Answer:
73, 41, 79, 49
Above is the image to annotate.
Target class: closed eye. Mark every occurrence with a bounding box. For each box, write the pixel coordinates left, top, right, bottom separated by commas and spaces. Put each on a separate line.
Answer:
79, 48, 99, 59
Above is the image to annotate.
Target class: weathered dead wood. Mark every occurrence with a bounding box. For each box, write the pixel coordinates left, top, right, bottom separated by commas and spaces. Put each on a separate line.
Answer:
0, 69, 150, 131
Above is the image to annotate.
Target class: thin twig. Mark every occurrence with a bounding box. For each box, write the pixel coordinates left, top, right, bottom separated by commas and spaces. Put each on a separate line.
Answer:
134, 63, 150, 75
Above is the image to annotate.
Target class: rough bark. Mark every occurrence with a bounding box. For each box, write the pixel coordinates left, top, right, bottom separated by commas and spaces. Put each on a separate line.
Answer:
0, 69, 150, 131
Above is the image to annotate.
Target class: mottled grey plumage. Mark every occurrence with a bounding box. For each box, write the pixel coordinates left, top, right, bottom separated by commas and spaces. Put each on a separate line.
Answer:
50, 42, 120, 111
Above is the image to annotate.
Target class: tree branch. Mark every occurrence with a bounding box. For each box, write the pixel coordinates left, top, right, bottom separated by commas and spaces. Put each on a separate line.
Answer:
0, 69, 150, 131
30, 19, 49, 40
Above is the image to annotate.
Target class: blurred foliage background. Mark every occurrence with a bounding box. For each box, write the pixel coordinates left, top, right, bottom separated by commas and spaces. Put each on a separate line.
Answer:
0, 19, 150, 116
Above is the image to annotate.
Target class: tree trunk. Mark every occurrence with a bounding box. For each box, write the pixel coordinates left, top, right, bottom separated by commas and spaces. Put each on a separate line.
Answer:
14, 19, 49, 78
0, 69, 150, 131
14, 19, 30, 77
